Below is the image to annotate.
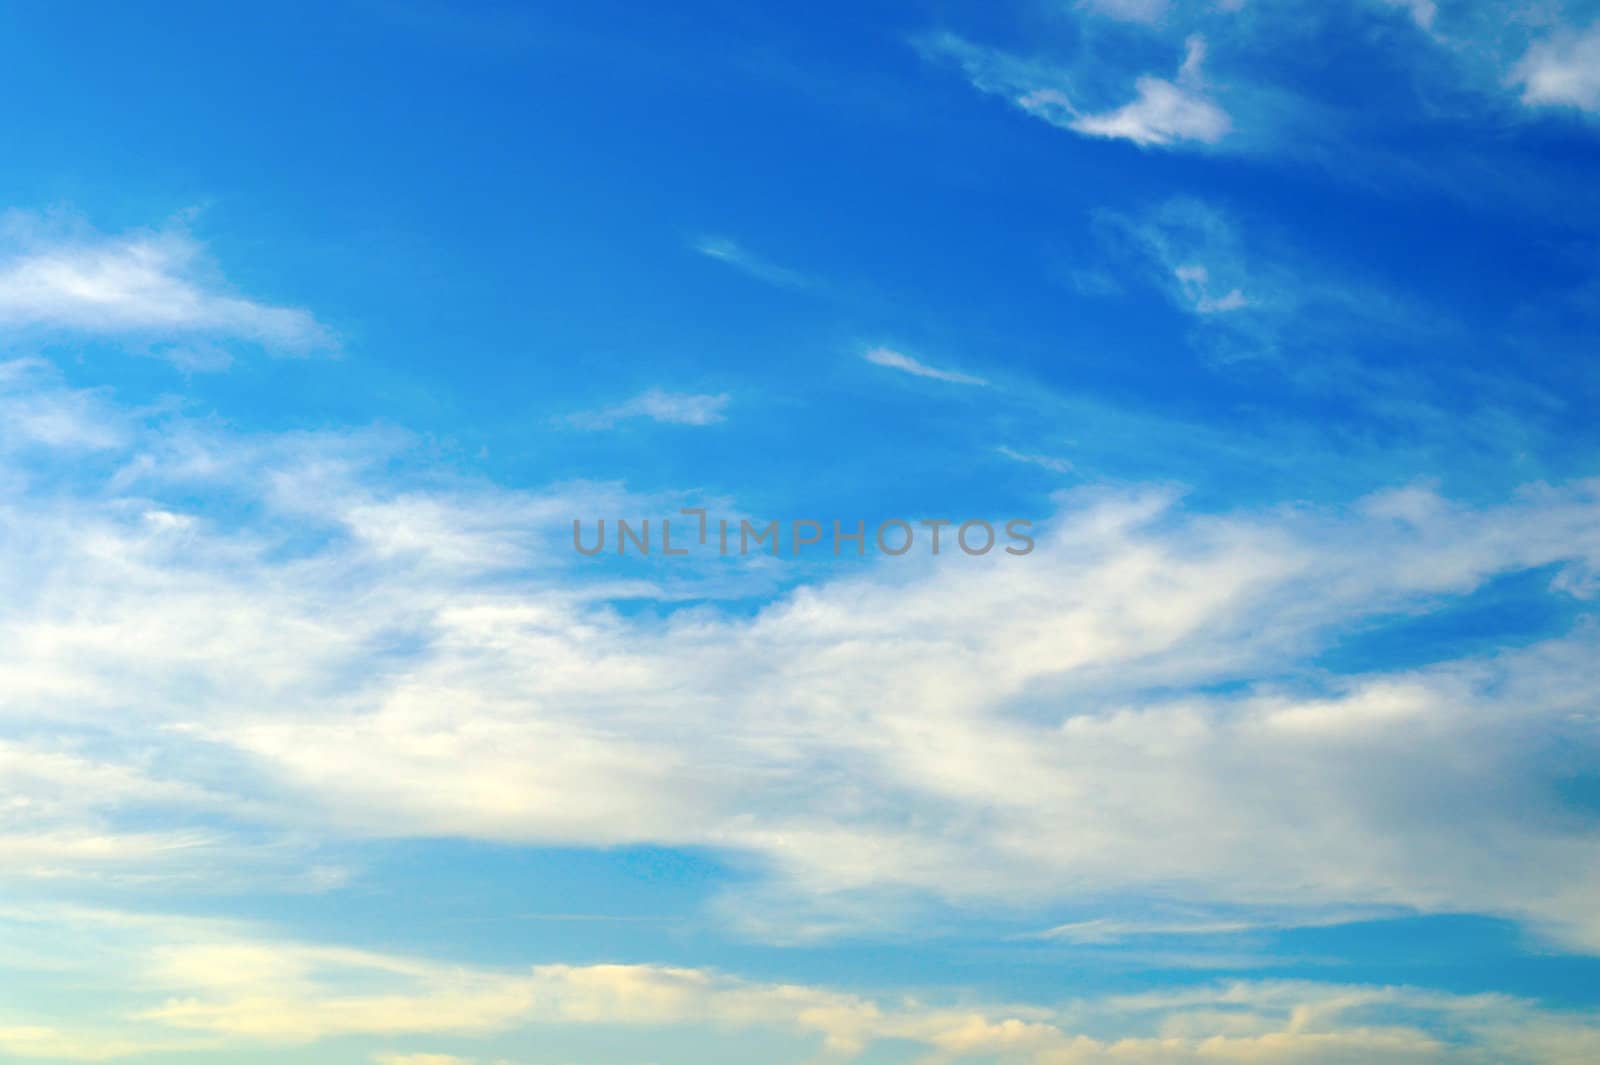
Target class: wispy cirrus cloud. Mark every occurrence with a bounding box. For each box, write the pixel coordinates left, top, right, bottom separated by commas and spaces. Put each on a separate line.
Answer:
997, 445, 1075, 473
563, 388, 731, 429
923, 33, 1231, 149
0, 211, 333, 359
1089, 197, 1438, 367
1092, 197, 1275, 352
692, 235, 809, 288
923, 1, 1600, 193
1066, 36, 1231, 147
1029, 906, 1397, 944
1173, 263, 1249, 314
864, 345, 988, 385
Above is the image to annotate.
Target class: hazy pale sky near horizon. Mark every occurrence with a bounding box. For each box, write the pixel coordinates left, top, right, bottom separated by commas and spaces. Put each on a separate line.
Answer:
3, 1, 1600, 1063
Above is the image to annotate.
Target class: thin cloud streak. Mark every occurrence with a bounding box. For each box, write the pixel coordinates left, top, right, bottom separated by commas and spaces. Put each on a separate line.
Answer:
864, 345, 988, 385
563, 389, 731, 429
693, 235, 809, 288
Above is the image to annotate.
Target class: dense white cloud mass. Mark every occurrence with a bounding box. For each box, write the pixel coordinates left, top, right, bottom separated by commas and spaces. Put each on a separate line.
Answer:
2, 360, 1599, 956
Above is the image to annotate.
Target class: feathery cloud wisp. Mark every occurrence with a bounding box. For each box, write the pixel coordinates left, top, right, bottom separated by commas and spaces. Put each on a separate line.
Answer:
928, 34, 1230, 149
864, 346, 988, 385
564, 389, 731, 429
0, 213, 333, 354
997, 445, 1074, 473
693, 236, 808, 288
1078, 0, 1169, 25
1065, 37, 1231, 147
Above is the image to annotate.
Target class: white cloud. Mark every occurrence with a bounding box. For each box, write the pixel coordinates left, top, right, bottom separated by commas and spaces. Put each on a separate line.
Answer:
864, 345, 988, 385
374, 1056, 533, 1065
5, 905, 1600, 1063
0, 212, 333, 354
1079, 0, 1170, 24
0, 1026, 179, 1062
564, 389, 731, 429
1174, 263, 1249, 313
693, 236, 808, 288
0, 359, 126, 451
1091, 198, 1433, 368
4, 359, 1600, 955
1513, 22, 1600, 112
1036, 917, 1266, 943
1031, 907, 1392, 944
1099, 200, 1267, 322
997, 446, 1075, 473
1066, 79, 1230, 146
929, 33, 1231, 149
1378, 0, 1437, 29
1067, 37, 1231, 147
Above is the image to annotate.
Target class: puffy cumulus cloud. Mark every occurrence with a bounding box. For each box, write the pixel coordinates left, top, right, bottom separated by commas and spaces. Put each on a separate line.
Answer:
4, 907, 1600, 1062
1513, 22, 1600, 113
0, 211, 333, 358
2, 361, 1600, 952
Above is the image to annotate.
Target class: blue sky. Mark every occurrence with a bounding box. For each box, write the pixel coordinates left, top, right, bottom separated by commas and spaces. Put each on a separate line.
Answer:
2, 0, 1600, 1062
